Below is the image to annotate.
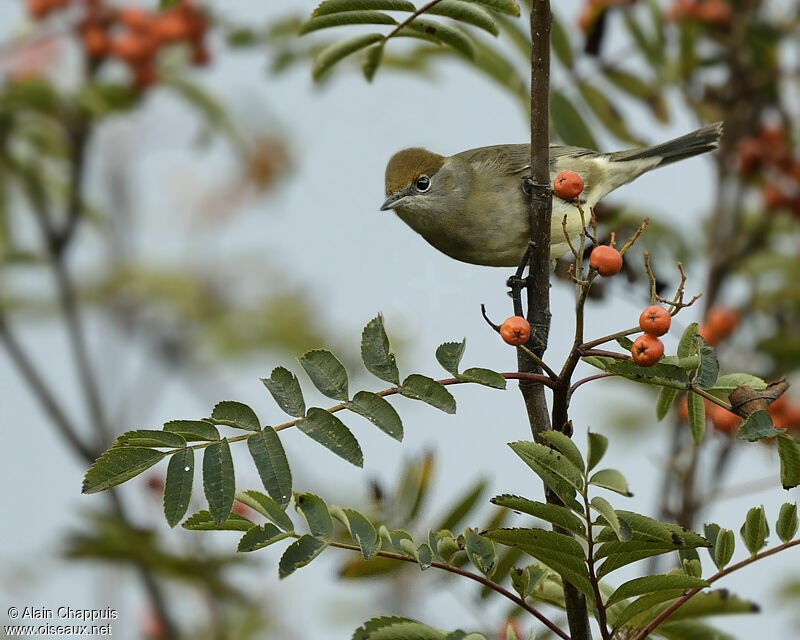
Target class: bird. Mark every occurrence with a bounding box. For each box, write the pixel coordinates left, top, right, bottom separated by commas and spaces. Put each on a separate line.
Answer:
380, 122, 723, 267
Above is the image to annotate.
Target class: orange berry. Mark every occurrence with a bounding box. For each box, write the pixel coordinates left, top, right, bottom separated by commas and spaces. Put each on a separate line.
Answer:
695, 0, 732, 26
111, 33, 155, 63
590, 245, 623, 276
232, 501, 251, 517
118, 7, 153, 32
27, 0, 54, 19
500, 316, 531, 346
631, 333, 664, 367
735, 138, 763, 174
639, 305, 671, 337
706, 401, 741, 434
678, 395, 689, 421
152, 13, 192, 44
82, 25, 109, 60
762, 183, 787, 211
553, 170, 584, 200
697, 323, 720, 346
706, 307, 740, 339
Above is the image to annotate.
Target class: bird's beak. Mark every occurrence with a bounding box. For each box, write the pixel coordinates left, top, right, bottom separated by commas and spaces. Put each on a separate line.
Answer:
380, 193, 406, 211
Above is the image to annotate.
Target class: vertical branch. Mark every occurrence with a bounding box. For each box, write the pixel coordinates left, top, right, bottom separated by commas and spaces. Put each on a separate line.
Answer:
521, 3, 591, 639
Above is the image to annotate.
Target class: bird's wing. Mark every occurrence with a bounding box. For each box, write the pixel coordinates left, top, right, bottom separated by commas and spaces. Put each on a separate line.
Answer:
457, 144, 599, 176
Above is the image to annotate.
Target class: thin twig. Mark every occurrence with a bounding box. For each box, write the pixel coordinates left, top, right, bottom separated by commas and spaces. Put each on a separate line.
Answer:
384, 0, 448, 41
569, 372, 617, 396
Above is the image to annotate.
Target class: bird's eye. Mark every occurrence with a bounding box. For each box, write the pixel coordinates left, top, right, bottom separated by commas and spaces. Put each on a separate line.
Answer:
415, 176, 431, 192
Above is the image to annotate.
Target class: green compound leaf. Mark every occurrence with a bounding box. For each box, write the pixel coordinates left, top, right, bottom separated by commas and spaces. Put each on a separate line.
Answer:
740, 505, 769, 556
346, 390, 403, 441
406, 19, 476, 59
298, 349, 349, 401
238, 523, 292, 552
261, 367, 306, 417
737, 409, 782, 441
203, 438, 236, 527
295, 492, 334, 538
163, 419, 219, 441
247, 428, 293, 507
312, 33, 385, 80
208, 401, 261, 431
591, 496, 630, 541
586, 431, 608, 472
298, 408, 364, 467
607, 574, 708, 607
491, 494, 585, 537
465, 528, 496, 576
182, 510, 253, 531
114, 430, 186, 448
300, 10, 397, 36
400, 374, 456, 413
777, 503, 798, 543
687, 391, 706, 444
279, 535, 328, 578
82, 447, 167, 494
426, 1, 499, 36
164, 448, 194, 528
436, 339, 466, 376
778, 434, 800, 489
589, 468, 632, 496
331, 506, 380, 560
361, 314, 400, 385
236, 490, 294, 531
457, 367, 506, 389
312, 0, 416, 16
540, 430, 585, 472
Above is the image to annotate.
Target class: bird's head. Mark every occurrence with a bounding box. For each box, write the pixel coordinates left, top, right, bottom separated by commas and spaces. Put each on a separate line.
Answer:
380, 148, 449, 213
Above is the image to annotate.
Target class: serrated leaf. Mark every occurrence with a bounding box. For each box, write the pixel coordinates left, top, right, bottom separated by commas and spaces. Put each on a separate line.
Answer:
551, 90, 597, 149
361, 314, 400, 385
436, 340, 466, 376
164, 448, 194, 528
607, 574, 708, 606
313, 33, 385, 80
279, 535, 328, 578
406, 19, 476, 59
163, 419, 219, 442
114, 430, 186, 448
182, 510, 253, 531
238, 523, 292, 552
656, 387, 680, 421
312, 0, 416, 15
298, 350, 349, 401
352, 616, 447, 640
706, 373, 767, 401
209, 401, 260, 431
678, 323, 699, 359
236, 490, 294, 531
693, 337, 719, 389
584, 356, 689, 388
438, 479, 488, 532
400, 374, 456, 413
551, 14, 573, 68
777, 503, 798, 543
591, 497, 629, 541
457, 367, 507, 389
713, 528, 735, 569
740, 506, 769, 555
778, 435, 800, 489
540, 430, 584, 472
465, 528, 496, 576
426, 1, 499, 36
300, 10, 396, 35
491, 495, 585, 537
247, 428, 292, 507
388, 528, 414, 553
82, 447, 167, 494
586, 431, 608, 472
611, 589, 685, 629
589, 468, 632, 496
331, 507, 380, 560
346, 390, 403, 441
298, 408, 364, 466
687, 391, 706, 444
295, 492, 334, 538
737, 409, 782, 441
203, 439, 236, 527
463, 0, 520, 17
509, 441, 582, 507
261, 367, 305, 417
652, 589, 759, 624
510, 564, 550, 599
362, 43, 384, 81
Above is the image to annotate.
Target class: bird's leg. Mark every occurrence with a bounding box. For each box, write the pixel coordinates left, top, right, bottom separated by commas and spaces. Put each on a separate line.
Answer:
506, 240, 536, 317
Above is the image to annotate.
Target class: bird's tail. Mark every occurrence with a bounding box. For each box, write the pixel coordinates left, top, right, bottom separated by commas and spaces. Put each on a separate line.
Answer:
609, 122, 723, 167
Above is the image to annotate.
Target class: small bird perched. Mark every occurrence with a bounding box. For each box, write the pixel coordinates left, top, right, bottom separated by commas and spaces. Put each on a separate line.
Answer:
381, 123, 723, 267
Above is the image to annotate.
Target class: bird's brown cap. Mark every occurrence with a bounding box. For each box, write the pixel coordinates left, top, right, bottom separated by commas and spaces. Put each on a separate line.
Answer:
385, 148, 446, 195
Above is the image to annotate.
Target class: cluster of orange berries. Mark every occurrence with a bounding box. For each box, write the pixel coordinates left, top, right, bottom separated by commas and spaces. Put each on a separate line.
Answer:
631, 305, 670, 367
698, 306, 739, 347
667, 0, 732, 27
26, 0, 210, 90
736, 127, 800, 218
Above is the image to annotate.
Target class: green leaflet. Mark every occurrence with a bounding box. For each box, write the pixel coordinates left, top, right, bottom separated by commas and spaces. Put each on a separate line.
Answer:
300, 10, 397, 36
778, 435, 800, 489
540, 430, 585, 472
298, 408, 364, 466
163, 448, 194, 528
436, 339, 466, 376
238, 523, 292, 552
114, 429, 186, 448
261, 367, 306, 417
247, 428, 293, 507
208, 401, 261, 431
551, 90, 597, 150
203, 438, 236, 527
182, 510, 253, 531
740, 506, 769, 556
312, 0, 416, 15
298, 349, 349, 401
346, 390, 403, 441
295, 492, 334, 538
687, 391, 706, 444
426, 1, 499, 37
607, 574, 708, 606
312, 33, 385, 80
777, 503, 798, 543
399, 374, 456, 413
591, 496, 630, 541
361, 314, 400, 385
405, 19, 476, 60
163, 419, 220, 441
465, 528, 496, 576
278, 535, 328, 578
586, 431, 608, 472
236, 490, 294, 531
82, 447, 167, 494
589, 468, 632, 496
491, 494, 586, 537
330, 506, 380, 560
